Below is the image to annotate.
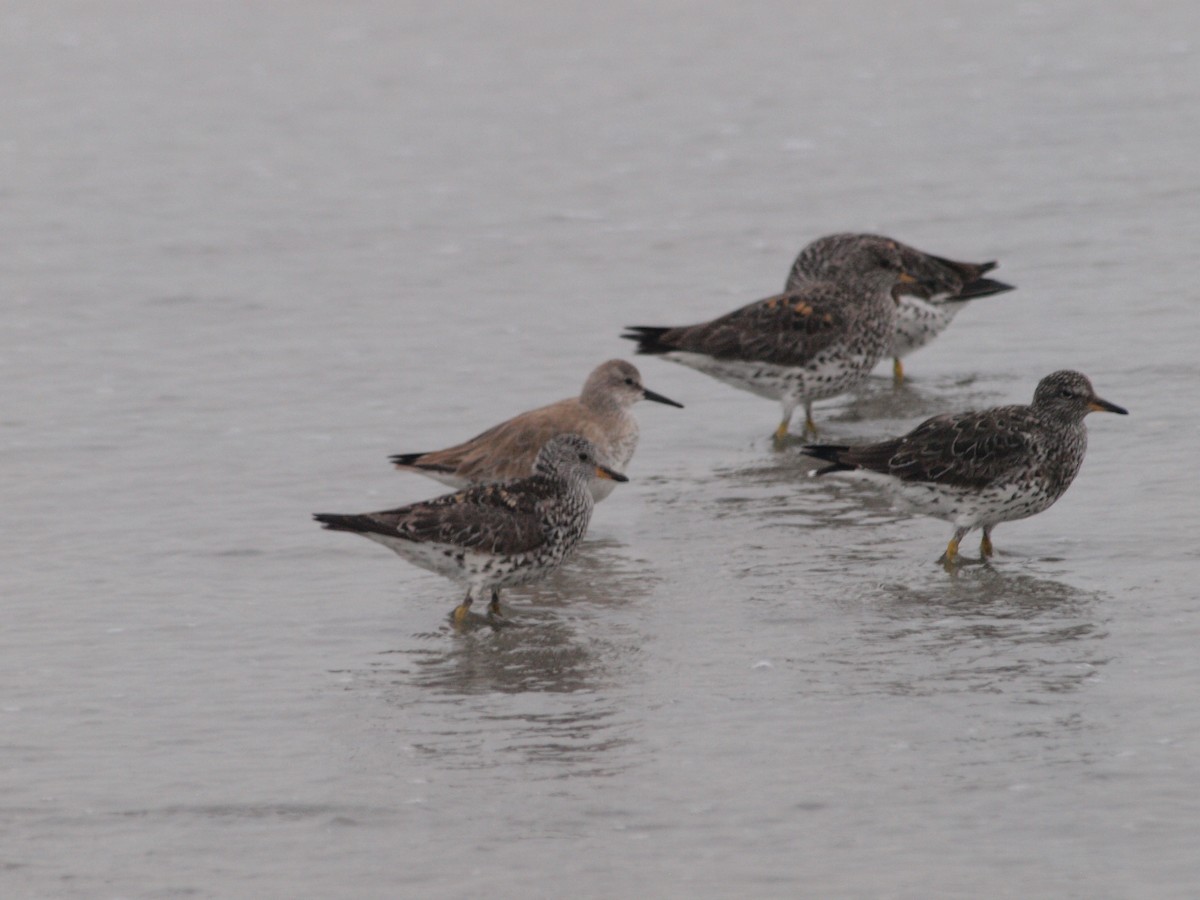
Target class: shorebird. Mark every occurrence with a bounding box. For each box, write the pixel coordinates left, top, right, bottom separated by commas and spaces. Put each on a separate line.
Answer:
389, 359, 681, 502
316, 434, 626, 624
623, 236, 915, 441
786, 233, 1014, 384
802, 370, 1127, 565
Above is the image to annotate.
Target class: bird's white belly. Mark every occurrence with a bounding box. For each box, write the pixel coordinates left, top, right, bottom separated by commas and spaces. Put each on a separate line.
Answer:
886, 478, 1061, 529
365, 534, 552, 588
664, 350, 874, 403
892, 298, 959, 358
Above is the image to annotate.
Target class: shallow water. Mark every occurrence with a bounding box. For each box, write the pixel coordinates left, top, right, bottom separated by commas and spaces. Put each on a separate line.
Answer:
4, 1, 1200, 897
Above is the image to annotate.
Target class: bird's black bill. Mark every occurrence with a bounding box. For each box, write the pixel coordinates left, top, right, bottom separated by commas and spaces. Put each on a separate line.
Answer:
1089, 397, 1128, 415
642, 387, 684, 408
596, 464, 629, 482
954, 277, 1016, 300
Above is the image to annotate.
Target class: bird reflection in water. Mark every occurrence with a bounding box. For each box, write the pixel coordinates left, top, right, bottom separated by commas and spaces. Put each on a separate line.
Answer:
858, 566, 1109, 698
347, 537, 653, 774
839, 372, 1004, 425
767, 372, 1007, 448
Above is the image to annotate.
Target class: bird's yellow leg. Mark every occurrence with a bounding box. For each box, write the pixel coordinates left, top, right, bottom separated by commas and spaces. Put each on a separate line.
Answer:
893, 357, 905, 385
943, 536, 960, 562
451, 593, 474, 625
800, 399, 820, 439
939, 528, 969, 567
980, 530, 994, 558
773, 401, 800, 445
484, 590, 523, 628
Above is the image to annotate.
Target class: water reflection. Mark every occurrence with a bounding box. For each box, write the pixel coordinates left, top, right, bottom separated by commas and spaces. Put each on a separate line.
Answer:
765, 372, 1014, 449
516, 535, 659, 614
366, 610, 640, 775
341, 537, 653, 775
405, 613, 601, 694
357, 537, 653, 694
854, 567, 1109, 698
704, 449, 1110, 703
834, 371, 1007, 426
711, 451, 906, 532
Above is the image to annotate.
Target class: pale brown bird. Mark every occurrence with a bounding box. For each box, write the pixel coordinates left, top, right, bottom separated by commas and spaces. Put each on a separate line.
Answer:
389, 360, 681, 501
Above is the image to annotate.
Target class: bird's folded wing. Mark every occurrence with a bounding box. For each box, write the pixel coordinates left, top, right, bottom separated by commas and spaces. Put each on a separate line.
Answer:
378, 481, 552, 553
662, 287, 852, 365
888, 408, 1038, 488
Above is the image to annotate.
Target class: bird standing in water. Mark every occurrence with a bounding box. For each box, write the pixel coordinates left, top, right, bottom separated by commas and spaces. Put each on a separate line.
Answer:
317, 434, 627, 624
803, 370, 1127, 565
786, 232, 1014, 384
624, 236, 915, 441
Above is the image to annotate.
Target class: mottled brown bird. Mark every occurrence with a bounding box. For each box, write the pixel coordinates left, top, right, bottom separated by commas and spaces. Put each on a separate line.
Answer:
803, 371, 1126, 565
318, 435, 627, 624
624, 236, 915, 440
786, 232, 1014, 383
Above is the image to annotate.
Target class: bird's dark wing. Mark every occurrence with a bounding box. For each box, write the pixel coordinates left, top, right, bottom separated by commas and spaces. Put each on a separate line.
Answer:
838, 406, 1040, 489
633, 284, 855, 366
323, 479, 556, 554
905, 253, 1015, 302
926, 253, 996, 283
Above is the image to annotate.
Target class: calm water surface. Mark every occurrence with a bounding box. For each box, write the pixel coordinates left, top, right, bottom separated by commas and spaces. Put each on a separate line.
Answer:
4, 1, 1199, 897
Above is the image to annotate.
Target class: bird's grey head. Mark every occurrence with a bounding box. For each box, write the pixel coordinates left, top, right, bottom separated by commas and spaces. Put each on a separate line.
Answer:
581, 359, 684, 411
789, 233, 1003, 302
1032, 370, 1128, 423
791, 233, 868, 277
534, 433, 631, 486
803, 234, 915, 295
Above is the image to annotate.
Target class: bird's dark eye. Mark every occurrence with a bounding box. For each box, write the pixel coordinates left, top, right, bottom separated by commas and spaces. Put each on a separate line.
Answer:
578, 452, 588, 462
1059, 388, 1074, 399
624, 378, 636, 386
